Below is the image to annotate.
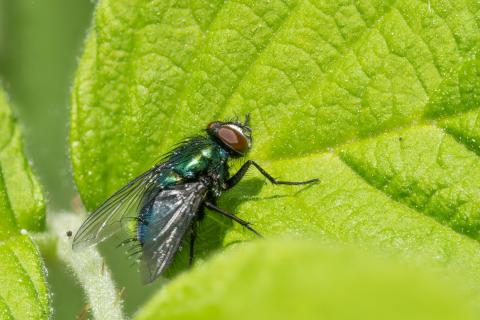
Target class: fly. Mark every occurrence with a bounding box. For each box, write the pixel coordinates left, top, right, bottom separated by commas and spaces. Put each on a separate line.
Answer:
72, 115, 318, 283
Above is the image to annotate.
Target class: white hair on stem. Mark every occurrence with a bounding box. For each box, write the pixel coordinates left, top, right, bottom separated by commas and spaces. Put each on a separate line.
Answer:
49, 213, 125, 320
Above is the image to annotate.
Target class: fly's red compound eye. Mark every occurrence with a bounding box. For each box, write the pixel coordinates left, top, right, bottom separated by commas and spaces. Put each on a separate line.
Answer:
217, 125, 250, 155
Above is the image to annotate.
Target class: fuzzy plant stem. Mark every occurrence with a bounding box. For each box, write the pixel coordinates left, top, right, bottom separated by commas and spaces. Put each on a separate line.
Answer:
49, 213, 125, 320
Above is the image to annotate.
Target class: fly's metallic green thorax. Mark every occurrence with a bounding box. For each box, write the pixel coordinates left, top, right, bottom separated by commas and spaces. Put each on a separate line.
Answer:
173, 138, 228, 179
156, 136, 231, 196
72, 116, 318, 284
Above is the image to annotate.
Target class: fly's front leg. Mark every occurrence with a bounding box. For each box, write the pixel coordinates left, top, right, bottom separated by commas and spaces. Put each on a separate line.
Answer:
225, 160, 319, 189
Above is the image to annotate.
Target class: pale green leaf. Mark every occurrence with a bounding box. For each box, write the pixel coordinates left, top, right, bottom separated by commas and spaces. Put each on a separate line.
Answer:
0, 88, 50, 319
71, 0, 480, 304
134, 240, 477, 320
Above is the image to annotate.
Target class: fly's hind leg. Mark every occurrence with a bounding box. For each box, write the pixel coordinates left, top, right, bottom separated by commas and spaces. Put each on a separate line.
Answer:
189, 220, 198, 267
205, 202, 262, 237
189, 205, 207, 266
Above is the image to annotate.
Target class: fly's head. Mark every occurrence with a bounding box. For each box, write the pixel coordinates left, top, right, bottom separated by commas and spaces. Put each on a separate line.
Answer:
207, 114, 252, 158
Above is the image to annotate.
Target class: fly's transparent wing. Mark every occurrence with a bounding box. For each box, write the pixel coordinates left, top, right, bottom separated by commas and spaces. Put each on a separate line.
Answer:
139, 182, 207, 283
72, 167, 162, 250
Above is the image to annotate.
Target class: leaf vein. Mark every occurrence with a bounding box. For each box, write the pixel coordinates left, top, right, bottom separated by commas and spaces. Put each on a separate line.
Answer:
215, 0, 302, 121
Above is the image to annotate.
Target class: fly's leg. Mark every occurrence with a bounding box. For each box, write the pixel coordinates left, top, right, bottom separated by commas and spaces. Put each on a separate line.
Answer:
189, 220, 198, 266
204, 202, 262, 237
225, 160, 319, 189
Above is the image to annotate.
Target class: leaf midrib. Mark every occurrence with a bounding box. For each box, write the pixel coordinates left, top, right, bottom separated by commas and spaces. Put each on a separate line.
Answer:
256, 117, 480, 245
249, 106, 479, 164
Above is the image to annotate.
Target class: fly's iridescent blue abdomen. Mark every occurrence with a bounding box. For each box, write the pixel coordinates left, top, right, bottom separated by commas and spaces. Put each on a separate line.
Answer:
136, 181, 208, 281
72, 116, 318, 283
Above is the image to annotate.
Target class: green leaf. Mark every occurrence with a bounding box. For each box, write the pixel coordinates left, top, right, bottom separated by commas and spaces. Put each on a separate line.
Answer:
0, 88, 50, 318
0, 88, 45, 231
135, 240, 477, 320
71, 0, 480, 299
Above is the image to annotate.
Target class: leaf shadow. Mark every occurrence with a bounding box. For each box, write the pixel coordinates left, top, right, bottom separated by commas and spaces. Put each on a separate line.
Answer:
198, 178, 318, 253
170, 177, 318, 276
197, 178, 266, 254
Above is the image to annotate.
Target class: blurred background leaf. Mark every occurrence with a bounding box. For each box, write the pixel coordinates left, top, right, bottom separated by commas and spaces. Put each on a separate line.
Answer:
0, 0, 93, 210
0, 87, 50, 319
135, 240, 477, 320
0, 1, 94, 318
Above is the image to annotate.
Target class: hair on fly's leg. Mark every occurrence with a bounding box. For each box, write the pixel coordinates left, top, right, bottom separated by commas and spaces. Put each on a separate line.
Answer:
116, 237, 138, 248
114, 235, 143, 262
